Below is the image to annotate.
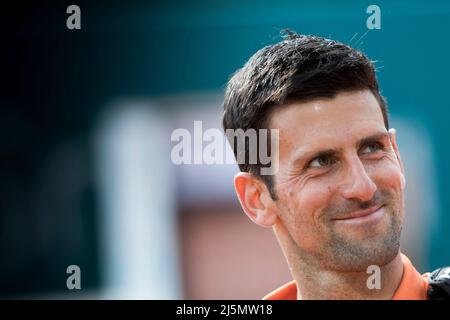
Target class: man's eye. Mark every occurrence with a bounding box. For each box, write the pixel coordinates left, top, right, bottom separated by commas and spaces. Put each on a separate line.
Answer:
309, 155, 335, 168
360, 142, 383, 154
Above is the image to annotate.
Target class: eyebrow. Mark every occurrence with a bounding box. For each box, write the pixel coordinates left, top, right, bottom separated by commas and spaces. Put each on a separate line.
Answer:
290, 131, 390, 167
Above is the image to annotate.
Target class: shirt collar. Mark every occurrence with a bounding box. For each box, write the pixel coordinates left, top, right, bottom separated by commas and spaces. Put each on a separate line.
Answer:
392, 253, 429, 300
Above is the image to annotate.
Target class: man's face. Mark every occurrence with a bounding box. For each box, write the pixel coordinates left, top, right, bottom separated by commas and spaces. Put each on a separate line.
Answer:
269, 90, 405, 271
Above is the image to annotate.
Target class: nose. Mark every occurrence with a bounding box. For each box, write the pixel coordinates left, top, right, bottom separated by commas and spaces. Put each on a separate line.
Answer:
340, 156, 377, 202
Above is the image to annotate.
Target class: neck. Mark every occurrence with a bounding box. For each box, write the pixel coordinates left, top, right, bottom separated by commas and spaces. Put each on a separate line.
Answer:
274, 224, 404, 300
295, 252, 403, 300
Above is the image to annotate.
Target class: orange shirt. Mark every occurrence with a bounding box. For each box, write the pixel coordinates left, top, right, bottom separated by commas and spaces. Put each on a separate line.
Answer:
263, 253, 430, 300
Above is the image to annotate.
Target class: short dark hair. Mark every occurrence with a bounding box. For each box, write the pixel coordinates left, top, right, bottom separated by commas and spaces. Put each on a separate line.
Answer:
222, 30, 388, 200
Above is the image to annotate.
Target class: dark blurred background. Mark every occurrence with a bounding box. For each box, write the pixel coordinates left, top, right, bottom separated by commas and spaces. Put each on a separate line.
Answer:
1, 0, 449, 299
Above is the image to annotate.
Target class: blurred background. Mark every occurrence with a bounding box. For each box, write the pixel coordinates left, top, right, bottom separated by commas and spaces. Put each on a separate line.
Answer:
1, 0, 449, 299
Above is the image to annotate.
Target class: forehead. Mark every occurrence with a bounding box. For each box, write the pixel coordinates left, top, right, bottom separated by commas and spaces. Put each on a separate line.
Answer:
268, 90, 387, 163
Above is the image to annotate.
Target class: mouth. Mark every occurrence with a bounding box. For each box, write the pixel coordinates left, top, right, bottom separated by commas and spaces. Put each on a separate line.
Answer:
331, 204, 385, 224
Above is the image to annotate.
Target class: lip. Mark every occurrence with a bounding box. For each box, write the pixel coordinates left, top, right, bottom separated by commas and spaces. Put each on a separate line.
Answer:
332, 204, 384, 221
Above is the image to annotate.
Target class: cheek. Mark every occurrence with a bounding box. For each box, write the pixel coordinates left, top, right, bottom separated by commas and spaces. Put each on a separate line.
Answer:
296, 179, 335, 217
278, 178, 335, 246
368, 157, 405, 192
366, 158, 405, 220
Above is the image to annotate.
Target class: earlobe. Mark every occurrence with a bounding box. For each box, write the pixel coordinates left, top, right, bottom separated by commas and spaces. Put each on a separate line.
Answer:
234, 172, 278, 228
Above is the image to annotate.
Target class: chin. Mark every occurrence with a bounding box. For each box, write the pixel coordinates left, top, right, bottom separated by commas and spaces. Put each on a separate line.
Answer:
324, 229, 402, 272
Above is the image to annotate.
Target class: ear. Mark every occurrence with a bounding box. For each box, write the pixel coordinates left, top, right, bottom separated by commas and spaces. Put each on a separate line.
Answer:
234, 172, 278, 228
388, 128, 406, 189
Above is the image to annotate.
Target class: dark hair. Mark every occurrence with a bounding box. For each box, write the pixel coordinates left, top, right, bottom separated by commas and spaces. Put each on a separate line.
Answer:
222, 30, 388, 200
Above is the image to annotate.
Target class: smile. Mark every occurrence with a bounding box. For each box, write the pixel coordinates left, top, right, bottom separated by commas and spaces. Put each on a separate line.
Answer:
331, 204, 385, 224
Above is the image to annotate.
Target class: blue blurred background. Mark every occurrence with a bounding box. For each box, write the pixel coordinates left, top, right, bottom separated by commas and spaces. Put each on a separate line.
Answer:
1, 0, 449, 299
